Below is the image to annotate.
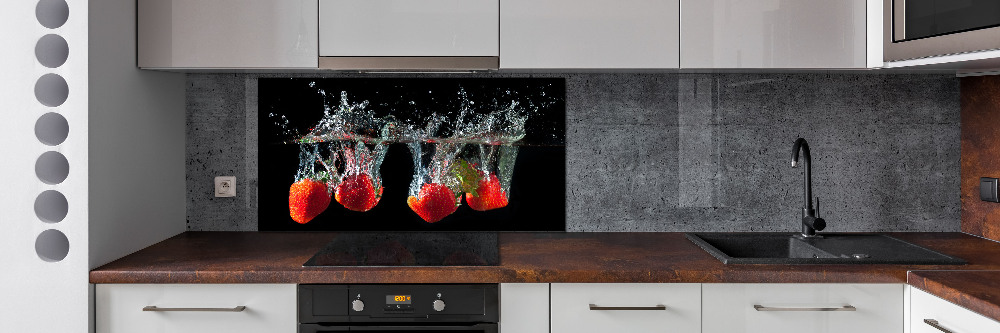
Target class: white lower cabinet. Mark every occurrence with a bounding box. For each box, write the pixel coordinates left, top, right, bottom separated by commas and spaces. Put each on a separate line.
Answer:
550, 283, 702, 333
702, 283, 903, 333
98, 282, 995, 333
500, 283, 550, 333
910, 287, 1000, 333
95, 284, 297, 333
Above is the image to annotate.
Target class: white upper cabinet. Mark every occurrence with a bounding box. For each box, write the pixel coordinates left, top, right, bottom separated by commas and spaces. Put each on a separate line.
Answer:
319, 0, 500, 57
137, 0, 318, 69
500, 0, 680, 69
135, 1, 888, 70
681, 0, 873, 68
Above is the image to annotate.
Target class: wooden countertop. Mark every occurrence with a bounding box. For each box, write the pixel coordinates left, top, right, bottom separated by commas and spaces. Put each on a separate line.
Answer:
90, 231, 1000, 284
908, 270, 1000, 323
90, 232, 1000, 322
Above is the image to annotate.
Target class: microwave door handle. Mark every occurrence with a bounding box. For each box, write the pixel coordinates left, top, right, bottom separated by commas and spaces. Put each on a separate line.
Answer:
893, 0, 906, 41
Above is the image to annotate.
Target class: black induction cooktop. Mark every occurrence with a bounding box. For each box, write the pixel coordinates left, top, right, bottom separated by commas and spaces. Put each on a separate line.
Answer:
303, 232, 499, 267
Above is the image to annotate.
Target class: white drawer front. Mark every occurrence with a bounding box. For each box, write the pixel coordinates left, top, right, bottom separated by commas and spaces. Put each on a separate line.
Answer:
911, 288, 1000, 333
319, 0, 500, 57
702, 283, 903, 333
96, 284, 297, 333
551, 283, 701, 333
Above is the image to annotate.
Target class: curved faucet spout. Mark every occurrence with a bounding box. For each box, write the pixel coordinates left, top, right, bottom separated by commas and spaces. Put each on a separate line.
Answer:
791, 138, 811, 210
791, 138, 824, 237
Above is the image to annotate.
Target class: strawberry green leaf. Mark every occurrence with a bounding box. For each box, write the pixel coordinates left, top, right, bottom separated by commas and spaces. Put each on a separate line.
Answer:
449, 159, 481, 197
312, 171, 331, 184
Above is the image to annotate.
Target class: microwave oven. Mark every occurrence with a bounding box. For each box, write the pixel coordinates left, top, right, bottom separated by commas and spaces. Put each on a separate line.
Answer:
884, 0, 1000, 62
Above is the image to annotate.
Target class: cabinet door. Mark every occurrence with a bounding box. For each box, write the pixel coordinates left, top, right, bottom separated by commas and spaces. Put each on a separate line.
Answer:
319, 0, 500, 57
138, 0, 318, 69
500, 284, 549, 333
96, 284, 297, 333
501, 0, 680, 69
550, 283, 700, 333
681, 0, 868, 68
911, 287, 1000, 333
702, 283, 903, 333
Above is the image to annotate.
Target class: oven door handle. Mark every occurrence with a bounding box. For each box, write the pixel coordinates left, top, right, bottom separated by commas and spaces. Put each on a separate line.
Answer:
298, 324, 498, 332
349, 325, 495, 331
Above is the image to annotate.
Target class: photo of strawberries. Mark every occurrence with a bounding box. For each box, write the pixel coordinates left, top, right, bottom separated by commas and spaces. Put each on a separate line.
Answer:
288, 178, 332, 224
259, 78, 565, 232
335, 173, 383, 212
406, 183, 459, 223
466, 173, 508, 211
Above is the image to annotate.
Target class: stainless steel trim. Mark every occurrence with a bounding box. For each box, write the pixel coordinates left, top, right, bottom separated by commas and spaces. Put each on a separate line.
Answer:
893, 0, 905, 41
884, 0, 1000, 62
753, 305, 856, 312
318, 57, 499, 71
924, 319, 955, 333
142, 306, 247, 312
589, 304, 667, 311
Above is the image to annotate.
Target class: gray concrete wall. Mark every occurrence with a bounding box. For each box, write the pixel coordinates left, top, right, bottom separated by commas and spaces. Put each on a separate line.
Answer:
186, 73, 960, 232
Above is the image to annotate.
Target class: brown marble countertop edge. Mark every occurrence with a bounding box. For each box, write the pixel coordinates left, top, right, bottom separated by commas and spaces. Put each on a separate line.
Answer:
908, 270, 1000, 324
89, 271, 911, 284
91, 231, 996, 285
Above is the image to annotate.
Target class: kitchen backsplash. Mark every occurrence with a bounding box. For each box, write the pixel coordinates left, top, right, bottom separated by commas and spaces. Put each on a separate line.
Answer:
187, 73, 960, 232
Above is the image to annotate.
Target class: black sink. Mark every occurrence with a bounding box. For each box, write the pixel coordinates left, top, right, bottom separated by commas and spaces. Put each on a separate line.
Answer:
686, 233, 966, 265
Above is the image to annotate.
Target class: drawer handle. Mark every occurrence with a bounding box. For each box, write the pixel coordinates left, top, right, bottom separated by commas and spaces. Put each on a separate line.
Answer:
589, 304, 667, 311
924, 319, 955, 333
143, 306, 247, 312
753, 305, 856, 312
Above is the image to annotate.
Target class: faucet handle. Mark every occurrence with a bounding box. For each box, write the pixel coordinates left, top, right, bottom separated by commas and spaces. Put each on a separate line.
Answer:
815, 197, 820, 218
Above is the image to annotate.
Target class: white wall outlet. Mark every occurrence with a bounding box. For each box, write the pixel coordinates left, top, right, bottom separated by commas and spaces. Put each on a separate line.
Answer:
215, 176, 236, 197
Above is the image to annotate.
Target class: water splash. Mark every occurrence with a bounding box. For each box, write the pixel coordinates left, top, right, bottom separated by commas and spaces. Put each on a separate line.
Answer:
285, 83, 550, 222
300, 91, 392, 144
268, 112, 296, 138
294, 143, 322, 181
339, 140, 389, 191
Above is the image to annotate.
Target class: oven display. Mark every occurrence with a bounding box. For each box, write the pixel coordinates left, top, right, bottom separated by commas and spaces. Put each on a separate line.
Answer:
386, 295, 412, 304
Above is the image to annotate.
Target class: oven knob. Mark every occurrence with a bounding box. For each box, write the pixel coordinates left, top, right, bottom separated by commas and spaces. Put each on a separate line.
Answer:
432, 299, 446, 312
352, 299, 365, 312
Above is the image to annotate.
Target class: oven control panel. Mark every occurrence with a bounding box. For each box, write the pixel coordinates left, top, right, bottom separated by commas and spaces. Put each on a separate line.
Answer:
384, 294, 414, 312
299, 284, 498, 323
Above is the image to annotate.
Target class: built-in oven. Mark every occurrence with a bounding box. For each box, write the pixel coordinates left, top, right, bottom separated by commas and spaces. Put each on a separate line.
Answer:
299, 284, 498, 333
884, 0, 1000, 61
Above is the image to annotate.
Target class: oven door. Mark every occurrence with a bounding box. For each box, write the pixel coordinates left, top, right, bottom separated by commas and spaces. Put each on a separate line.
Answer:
884, 0, 1000, 61
300, 323, 498, 333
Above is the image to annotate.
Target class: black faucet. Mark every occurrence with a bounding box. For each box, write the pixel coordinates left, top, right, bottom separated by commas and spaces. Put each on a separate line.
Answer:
791, 138, 825, 238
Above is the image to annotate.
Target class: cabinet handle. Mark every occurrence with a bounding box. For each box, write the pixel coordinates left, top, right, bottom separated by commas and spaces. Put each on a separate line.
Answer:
924, 319, 955, 333
143, 306, 247, 312
589, 304, 666, 311
753, 305, 856, 312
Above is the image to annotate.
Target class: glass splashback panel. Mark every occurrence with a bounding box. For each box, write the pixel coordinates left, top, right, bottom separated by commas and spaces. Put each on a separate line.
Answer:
258, 78, 566, 232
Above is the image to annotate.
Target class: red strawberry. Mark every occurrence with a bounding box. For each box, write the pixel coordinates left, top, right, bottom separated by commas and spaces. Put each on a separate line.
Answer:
288, 178, 331, 224
406, 183, 458, 223
335, 173, 383, 212
466, 173, 508, 211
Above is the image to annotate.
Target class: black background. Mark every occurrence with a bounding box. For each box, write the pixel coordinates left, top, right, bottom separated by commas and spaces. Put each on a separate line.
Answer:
258, 78, 566, 231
